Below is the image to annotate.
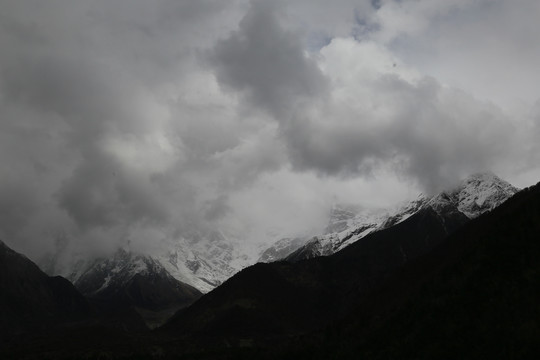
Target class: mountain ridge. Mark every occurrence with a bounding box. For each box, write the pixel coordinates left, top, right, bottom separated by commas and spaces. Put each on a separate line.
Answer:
279, 172, 518, 262
40, 173, 517, 294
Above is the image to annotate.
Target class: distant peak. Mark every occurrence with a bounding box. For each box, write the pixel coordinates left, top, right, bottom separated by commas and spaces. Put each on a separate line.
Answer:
459, 172, 518, 193
428, 172, 519, 219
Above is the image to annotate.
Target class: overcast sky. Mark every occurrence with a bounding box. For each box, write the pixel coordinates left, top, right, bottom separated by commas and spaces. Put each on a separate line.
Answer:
1, 0, 540, 260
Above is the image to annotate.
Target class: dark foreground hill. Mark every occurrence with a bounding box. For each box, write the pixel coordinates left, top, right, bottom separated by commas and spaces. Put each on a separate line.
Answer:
0, 240, 93, 336
0, 242, 157, 358
328, 181, 540, 359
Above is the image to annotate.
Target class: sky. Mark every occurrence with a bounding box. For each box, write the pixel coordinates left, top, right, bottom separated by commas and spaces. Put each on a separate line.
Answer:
1, 0, 540, 261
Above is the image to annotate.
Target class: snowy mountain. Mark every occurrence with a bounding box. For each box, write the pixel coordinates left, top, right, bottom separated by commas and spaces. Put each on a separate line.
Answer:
45, 173, 518, 295
154, 230, 254, 293
258, 205, 386, 263
39, 229, 258, 297
282, 207, 388, 262
270, 173, 519, 262
41, 228, 255, 295
258, 236, 310, 263
74, 248, 201, 311
427, 172, 519, 218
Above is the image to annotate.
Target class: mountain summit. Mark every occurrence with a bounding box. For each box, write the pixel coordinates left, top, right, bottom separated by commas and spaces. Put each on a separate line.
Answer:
74, 248, 201, 311
272, 172, 519, 262
426, 172, 518, 218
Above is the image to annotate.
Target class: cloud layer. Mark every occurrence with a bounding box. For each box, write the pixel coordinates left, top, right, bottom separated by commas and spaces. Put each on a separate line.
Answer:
0, 0, 539, 262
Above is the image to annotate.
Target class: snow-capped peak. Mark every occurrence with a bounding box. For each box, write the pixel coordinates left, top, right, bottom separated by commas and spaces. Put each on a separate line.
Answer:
263, 172, 519, 263
427, 172, 519, 219
74, 248, 170, 296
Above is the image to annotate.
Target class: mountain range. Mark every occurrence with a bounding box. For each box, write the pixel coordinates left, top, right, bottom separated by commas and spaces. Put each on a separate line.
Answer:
1, 172, 539, 359
43, 229, 252, 295
38, 173, 517, 303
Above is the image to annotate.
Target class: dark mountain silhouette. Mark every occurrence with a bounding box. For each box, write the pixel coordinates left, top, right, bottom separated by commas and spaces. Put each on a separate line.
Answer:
0, 242, 156, 358
0, 240, 93, 335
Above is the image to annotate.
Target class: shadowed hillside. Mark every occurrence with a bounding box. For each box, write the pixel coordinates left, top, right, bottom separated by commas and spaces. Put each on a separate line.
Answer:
0, 240, 93, 335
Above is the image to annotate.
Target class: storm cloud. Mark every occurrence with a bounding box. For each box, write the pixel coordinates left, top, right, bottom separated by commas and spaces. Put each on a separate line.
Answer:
209, 0, 329, 118
0, 0, 539, 263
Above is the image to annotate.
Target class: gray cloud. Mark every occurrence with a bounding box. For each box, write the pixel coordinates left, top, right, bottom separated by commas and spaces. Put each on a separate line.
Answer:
282, 75, 513, 193
0, 0, 247, 255
203, 195, 232, 222
0, 179, 38, 241
209, 0, 329, 118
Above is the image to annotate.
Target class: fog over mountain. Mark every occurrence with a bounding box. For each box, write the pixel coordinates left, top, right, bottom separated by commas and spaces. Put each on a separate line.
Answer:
1, 0, 539, 264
